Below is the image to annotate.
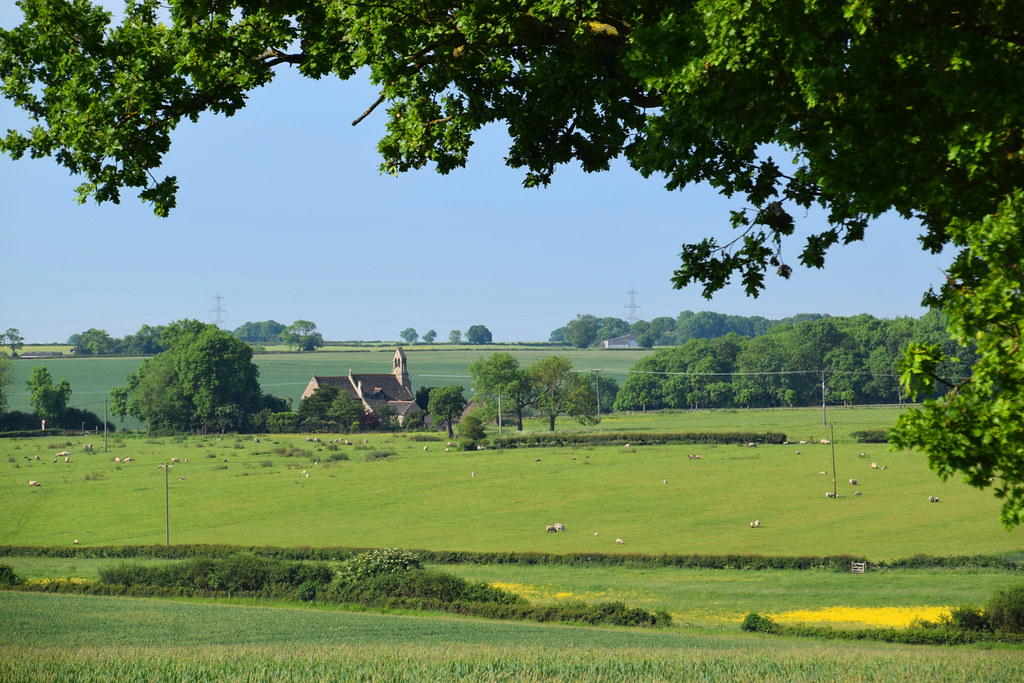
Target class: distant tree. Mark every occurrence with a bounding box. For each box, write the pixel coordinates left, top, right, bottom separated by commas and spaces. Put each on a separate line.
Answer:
548, 327, 566, 343
73, 328, 120, 356
527, 356, 597, 431
466, 325, 492, 344
428, 385, 467, 438
122, 324, 166, 355
457, 413, 487, 441
0, 355, 13, 417
281, 320, 324, 351
26, 366, 71, 422
330, 393, 366, 430
2, 328, 24, 356
564, 314, 600, 348
448, 330, 461, 344
233, 320, 285, 343
298, 384, 341, 421
468, 352, 534, 431
400, 327, 419, 343
415, 386, 433, 411
422, 329, 437, 343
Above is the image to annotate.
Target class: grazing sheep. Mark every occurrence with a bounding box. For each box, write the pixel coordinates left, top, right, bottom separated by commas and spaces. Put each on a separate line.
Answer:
663, 479, 668, 485
624, 443, 630, 449
114, 457, 121, 463
28, 480, 40, 486
85, 444, 93, 451
301, 470, 307, 475
795, 450, 800, 455
554, 523, 565, 531
184, 458, 188, 463
594, 532, 599, 536
881, 466, 888, 470
74, 539, 79, 544
423, 446, 428, 451
859, 452, 866, 458
819, 471, 827, 475
849, 478, 858, 485
546, 525, 557, 533
254, 437, 260, 443
123, 457, 131, 463
305, 472, 309, 478
171, 457, 179, 463
820, 439, 831, 445
445, 448, 449, 452
747, 442, 757, 448
799, 440, 808, 445
34, 455, 39, 460
826, 491, 837, 498
929, 496, 941, 503
535, 458, 541, 462
616, 538, 625, 545
871, 462, 878, 469
64, 456, 69, 462
306, 437, 313, 442
471, 472, 475, 477
53, 457, 58, 463
855, 491, 863, 496
344, 440, 352, 446
750, 520, 760, 528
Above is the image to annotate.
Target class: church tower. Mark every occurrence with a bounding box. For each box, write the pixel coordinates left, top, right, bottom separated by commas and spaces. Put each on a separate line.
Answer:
393, 347, 410, 391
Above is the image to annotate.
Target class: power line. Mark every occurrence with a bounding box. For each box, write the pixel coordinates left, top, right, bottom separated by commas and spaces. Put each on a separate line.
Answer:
211, 292, 227, 328
624, 287, 641, 325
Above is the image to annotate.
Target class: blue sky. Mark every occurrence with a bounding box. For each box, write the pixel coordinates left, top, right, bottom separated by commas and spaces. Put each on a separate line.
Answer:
0, 6, 952, 344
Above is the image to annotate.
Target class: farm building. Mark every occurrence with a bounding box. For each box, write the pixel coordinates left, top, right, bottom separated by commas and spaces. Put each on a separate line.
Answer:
603, 334, 639, 349
301, 347, 421, 425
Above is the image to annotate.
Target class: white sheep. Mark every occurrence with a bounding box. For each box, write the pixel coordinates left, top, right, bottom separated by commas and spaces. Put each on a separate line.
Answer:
826, 491, 837, 498
423, 446, 428, 451
554, 523, 565, 531
171, 457, 179, 463
616, 538, 625, 544
28, 480, 40, 487
624, 443, 630, 449
546, 525, 557, 533
848, 478, 858, 485
750, 520, 760, 528
871, 462, 878, 469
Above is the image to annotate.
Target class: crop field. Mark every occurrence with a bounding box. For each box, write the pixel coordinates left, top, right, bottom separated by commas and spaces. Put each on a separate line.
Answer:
4, 344, 651, 428
3, 592, 1024, 682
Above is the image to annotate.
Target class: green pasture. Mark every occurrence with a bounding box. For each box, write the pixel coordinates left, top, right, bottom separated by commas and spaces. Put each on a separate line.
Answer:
2, 406, 1021, 559
2, 592, 1023, 681
4, 345, 651, 427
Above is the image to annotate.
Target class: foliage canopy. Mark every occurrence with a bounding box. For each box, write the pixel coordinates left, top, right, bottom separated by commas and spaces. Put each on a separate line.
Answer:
3, 0, 1024, 522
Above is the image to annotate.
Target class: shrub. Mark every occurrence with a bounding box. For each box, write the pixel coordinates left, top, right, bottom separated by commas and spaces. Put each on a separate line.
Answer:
987, 584, 1024, 634
0, 563, 21, 586
741, 612, 777, 633
334, 548, 422, 585
943, 604, 993, 633
297, 580, 318, 602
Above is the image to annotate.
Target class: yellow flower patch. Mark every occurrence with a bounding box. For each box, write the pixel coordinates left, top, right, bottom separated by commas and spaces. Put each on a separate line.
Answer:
770, 606, 951, 628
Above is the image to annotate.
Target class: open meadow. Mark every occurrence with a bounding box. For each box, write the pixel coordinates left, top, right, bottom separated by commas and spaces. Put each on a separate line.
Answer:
3, 405, 1023, 678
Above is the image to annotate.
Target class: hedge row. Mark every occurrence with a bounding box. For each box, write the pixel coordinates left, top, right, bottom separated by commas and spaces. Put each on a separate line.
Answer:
489, 430, 789, 449
2, 545, 1019, 571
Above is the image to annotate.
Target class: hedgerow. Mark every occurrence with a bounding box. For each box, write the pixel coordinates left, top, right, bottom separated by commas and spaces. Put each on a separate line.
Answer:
489, 430, 788, 449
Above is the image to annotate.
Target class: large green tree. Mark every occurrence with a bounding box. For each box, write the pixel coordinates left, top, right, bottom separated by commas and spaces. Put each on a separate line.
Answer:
427, 385, 467, 438
113, 319, 265, 433
281, 320, 324, 352
527, 356, 597, 431
3, 1, 1024, 522
468, 352, 534, 431
0, 355, 14, 417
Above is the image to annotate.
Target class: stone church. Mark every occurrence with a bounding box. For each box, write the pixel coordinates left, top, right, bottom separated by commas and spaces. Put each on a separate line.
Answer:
301, 347, 420, 425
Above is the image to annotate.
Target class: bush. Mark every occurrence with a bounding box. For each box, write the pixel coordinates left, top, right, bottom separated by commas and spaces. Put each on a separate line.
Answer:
297, 580, 318, 602
0, 563, 21, 586
333, 548, 422, 585
741, 612, 777, 633
987, 584, 1024, 634
943, 604, 993, 633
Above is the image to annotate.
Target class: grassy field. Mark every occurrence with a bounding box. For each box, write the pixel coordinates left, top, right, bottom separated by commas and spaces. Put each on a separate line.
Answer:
1, 407, 1020, 558
2, 592, 1023, 681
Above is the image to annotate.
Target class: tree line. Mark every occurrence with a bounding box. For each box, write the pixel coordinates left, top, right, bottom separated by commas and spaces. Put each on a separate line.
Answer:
613, 313, 970, 411
551, 311, 829, 348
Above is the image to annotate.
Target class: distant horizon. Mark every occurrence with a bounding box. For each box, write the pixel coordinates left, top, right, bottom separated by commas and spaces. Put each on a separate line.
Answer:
10, 307, 937, 347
